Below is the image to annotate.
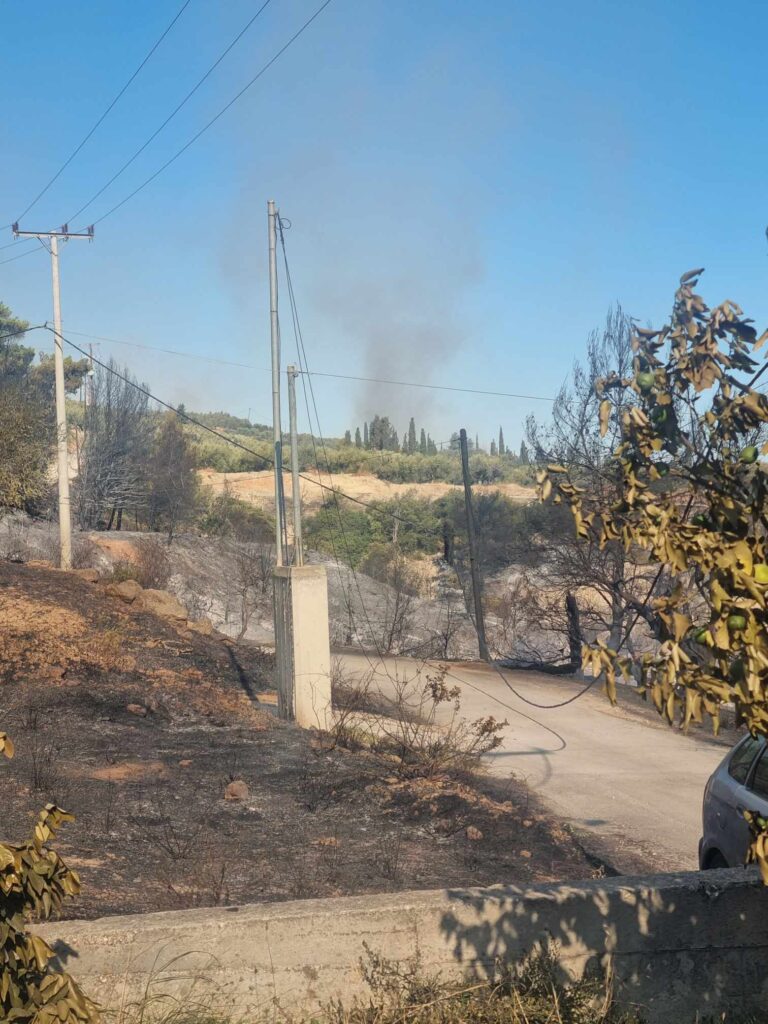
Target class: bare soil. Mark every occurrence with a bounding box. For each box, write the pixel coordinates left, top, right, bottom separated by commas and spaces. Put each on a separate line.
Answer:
199, 468, 536, 515
0, 561, 597, 921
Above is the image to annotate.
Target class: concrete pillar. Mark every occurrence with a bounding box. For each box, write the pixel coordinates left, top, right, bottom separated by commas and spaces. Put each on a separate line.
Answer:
273, 565, 332, 731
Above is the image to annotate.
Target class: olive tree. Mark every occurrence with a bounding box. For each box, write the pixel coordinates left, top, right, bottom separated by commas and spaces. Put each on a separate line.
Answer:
540, 269, 768, 877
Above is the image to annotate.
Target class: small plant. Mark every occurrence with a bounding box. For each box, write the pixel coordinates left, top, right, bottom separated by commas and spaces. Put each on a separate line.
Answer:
108, 560, 142, 584
0, 731, 98, 1022
374, 669, 506, 779
133, 536, 172, 589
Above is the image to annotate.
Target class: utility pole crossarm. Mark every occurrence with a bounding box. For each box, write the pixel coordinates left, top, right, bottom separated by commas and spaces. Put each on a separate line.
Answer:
13, 223, 94, 241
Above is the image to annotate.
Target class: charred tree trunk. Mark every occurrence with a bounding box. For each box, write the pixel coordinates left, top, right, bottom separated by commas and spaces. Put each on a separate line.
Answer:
566, 591, 582, 669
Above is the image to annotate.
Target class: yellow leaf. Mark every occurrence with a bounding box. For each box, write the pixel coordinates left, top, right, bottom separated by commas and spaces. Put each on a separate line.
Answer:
599, 399, 611, 437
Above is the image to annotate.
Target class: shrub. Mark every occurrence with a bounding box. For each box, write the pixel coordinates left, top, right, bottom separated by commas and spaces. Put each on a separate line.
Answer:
133, 536, 172, 589
0, 731, 97, 1022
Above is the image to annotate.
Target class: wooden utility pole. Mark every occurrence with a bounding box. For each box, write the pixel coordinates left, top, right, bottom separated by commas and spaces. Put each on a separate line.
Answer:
12, 222, 93, 570
459, 428, 489, 661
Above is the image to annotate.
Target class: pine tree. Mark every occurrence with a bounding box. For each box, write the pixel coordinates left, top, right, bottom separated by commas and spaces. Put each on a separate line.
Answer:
490, 439, 497, 456
364, 421, 369, 449
344, 429, 352, 445
419, 428, 427, 455
498, 426, 505, 456
355, 427, 362, 448
407, 417, 417, 454
519, 439, 530, 464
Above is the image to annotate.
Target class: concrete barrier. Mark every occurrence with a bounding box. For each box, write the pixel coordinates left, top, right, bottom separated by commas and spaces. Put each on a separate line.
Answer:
37, 868, 768, 1022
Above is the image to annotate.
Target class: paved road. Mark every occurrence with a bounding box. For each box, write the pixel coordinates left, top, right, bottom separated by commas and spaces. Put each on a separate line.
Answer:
337, 652, 733, 874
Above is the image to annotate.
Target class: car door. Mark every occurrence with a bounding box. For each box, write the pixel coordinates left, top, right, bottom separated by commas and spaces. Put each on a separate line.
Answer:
705, 735, 763, 866
743, 745, 768, 846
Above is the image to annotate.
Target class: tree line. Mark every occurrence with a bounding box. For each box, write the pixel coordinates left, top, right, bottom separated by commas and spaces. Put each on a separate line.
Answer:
345, 414, 531, 462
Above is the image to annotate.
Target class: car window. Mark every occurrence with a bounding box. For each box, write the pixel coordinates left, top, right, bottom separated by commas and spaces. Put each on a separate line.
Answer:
729, 737, 762, 784
751, 749, 768, 798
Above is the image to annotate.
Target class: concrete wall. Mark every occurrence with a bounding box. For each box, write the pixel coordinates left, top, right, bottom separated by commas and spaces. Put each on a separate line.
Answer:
37, 868, 768, 1022
273, 565, 331, 730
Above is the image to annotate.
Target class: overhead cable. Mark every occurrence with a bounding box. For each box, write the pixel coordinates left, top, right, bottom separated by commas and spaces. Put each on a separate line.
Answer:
9, 0, 194, 228
67, 0, 274, 225
79, 0, 334, 228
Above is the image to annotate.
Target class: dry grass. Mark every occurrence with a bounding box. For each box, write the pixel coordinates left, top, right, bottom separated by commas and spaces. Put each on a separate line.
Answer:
198, 468, 536, 516
101, 949, 645, 1024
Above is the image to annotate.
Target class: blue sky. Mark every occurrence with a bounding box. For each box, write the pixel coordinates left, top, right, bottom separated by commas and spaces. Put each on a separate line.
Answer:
2, 0, 768, 451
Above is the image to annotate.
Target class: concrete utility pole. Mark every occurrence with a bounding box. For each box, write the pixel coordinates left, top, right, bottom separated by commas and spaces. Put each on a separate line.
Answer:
13, 222, 94, 570
459, 427, 490, 661
268, 200, 285, 566
287, 364, 303, 565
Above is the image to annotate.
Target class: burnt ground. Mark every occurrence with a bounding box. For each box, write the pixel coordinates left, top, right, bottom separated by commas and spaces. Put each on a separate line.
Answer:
0, 561, 596, 921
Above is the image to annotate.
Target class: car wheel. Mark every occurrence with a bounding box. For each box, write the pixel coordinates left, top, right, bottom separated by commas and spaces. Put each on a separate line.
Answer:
704, 850, 729, 870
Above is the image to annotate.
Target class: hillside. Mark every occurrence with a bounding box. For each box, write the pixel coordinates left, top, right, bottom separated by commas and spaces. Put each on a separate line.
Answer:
0, 559, 595, 920
199, 467, 536, 516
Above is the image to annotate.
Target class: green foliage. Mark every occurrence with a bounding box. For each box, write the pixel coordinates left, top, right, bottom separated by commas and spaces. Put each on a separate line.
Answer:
0, 303, 81, 513
197, 485, 273, 541
0, 730, 97, 1022
540, 270, 768, 878
304, 490, 550, 573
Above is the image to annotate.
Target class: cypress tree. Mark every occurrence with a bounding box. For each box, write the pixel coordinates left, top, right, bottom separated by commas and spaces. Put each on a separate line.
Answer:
475, 433, 479, 453
490, 439, 497, 456
344, 429, 352, 445
408, 417, 417, 454
355, 427, 362, 448
498, 426, 505, 456
519, 439, 530, 464
364, 421, 369, 449
419, 428, 427, 455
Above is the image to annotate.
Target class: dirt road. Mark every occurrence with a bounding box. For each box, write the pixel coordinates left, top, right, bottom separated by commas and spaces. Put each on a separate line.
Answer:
338, 652, 732, 874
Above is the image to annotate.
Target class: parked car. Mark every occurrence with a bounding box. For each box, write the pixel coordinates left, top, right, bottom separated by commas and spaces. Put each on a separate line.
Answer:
700, 733, 768, 868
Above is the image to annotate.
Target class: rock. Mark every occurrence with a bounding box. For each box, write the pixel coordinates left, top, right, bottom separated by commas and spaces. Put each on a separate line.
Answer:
137, 588, 188, 621
179, 759, 192, 768
224, 780, 250, 802
72, 568, 100, 583
26, 559, 55, 569
187, 617, 214, 635
466, 826, 484, 842
126, 703, 148, 717
105, 579, 143, 603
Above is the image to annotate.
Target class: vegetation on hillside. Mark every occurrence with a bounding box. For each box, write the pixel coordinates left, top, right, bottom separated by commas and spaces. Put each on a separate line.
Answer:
1, 303, 88, 513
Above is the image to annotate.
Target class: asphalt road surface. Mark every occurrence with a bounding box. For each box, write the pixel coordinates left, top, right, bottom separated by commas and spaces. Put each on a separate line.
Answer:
337, 652, 734, 874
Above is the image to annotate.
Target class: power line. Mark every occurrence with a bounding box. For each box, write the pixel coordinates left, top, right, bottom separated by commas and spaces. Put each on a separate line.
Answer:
54, 326, 557, 403
0, 244, 47, 267
61, 328, 259, 370
55, 322, 589, 712
79, 0, 335, 229
67, 0, 274, 225
56, 327, 428, 529
9, 0, 194, 229
0, 324, 47, 342
305, 370, 556, 403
